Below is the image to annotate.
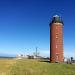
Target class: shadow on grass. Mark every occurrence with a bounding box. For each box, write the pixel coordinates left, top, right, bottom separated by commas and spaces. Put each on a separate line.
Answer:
39, 60, 50, 63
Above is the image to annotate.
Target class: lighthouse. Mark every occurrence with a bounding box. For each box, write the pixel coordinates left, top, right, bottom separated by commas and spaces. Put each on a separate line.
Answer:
50, 15, 64, 63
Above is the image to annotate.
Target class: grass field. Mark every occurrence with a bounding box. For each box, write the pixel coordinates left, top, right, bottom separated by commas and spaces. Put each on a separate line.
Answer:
0, 58, 16, 75
0, 59, 75, 75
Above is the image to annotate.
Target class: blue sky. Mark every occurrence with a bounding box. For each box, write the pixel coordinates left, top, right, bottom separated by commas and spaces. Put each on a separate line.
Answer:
0, 0, 75, 57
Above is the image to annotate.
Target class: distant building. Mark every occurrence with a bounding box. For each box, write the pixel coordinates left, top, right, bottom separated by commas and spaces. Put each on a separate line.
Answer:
50, 15, 64, 63
16, 54, 27, 59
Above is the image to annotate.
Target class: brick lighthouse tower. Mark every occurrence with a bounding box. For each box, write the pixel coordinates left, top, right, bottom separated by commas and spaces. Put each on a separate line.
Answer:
50, 15, 63, 63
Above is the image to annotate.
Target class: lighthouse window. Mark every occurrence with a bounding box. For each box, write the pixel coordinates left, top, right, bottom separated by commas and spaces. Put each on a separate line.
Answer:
56, 33, 58, 35
56, 35, 58, 38
56, 44, 57, 48
56, 34, 58, 38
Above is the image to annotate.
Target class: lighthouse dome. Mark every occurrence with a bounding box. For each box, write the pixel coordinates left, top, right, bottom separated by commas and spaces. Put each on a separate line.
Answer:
51, 15, 63, 24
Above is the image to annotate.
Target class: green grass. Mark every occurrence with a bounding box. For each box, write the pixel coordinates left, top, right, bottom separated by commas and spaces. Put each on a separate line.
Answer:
10, 59, 75, 75
0, 58, 16, 75
0, 59, 75, 75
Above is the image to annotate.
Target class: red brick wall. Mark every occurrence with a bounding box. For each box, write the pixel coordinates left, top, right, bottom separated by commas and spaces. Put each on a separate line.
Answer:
50, 23, 63, 63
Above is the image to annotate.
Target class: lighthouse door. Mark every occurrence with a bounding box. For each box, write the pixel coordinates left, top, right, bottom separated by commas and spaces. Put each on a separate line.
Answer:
55, 54, 59, 63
